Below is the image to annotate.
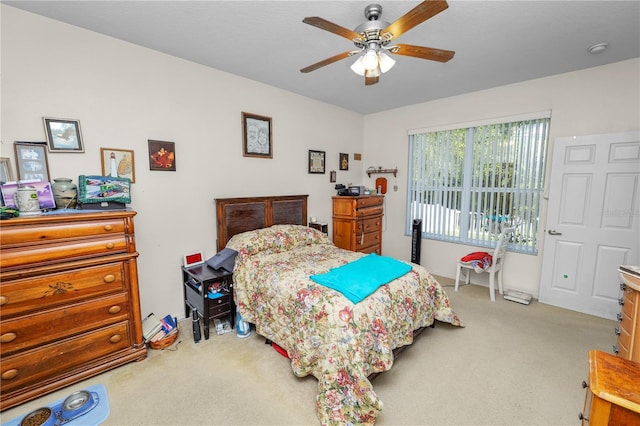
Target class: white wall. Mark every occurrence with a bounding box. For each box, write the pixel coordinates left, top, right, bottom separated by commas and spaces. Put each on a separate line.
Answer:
364, 58, 640, 297
3, 5, 639, 312
1, 5, 365, 319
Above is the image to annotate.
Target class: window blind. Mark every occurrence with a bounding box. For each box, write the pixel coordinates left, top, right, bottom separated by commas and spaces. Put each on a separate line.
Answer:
406, 116, 550, 254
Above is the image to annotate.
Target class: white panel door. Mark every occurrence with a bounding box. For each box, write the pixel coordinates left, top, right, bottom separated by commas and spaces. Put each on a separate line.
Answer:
539, 131, 640, 320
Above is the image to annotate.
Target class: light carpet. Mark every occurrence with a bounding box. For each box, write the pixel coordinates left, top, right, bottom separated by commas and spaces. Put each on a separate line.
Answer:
1, 277, 616, 425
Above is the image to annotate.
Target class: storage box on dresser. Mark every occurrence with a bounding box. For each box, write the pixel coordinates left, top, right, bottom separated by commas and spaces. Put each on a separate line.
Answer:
616, 267, 640, 362
0, 211, 147, 411
332, 195, 383, 254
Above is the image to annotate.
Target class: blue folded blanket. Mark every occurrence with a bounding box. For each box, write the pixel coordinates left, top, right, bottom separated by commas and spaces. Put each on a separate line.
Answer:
310, 253, 412, 303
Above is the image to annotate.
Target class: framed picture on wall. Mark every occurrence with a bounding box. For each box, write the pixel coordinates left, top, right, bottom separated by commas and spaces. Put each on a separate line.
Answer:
148, 140, 176, 171
339, 153, 349, 170
43, 117, 84, 152
242, 112, 272, 158
101, 147, 135, 183
14, 142, 50, 182
0, 157, 14, 183
308, 150, 325, 174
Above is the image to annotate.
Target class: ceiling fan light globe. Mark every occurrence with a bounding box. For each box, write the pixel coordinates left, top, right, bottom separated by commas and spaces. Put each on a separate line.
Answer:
363, 49, 379, 70
365, 66, 381, 78
350, 56, 366, 76
378, 52, 396, 73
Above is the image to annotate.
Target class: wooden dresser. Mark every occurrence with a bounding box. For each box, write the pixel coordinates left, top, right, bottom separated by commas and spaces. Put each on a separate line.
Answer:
0, 211, 146, 411
332, 195, 383, 254
616, 266, 640, 362
580, 350, 640, 425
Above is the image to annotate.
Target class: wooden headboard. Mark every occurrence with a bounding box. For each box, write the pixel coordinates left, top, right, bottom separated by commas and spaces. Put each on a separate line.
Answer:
215, 195, 308, 251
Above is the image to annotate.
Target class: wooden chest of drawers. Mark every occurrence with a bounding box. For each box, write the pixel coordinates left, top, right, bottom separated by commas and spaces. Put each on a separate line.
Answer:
0, 211, 147, 411
616, 268, 640, 362
581, 350, 640, 425
332, 195, 383, 254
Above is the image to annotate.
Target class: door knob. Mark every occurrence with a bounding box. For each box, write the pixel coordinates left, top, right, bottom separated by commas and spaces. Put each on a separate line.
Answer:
548, 229, 562, 235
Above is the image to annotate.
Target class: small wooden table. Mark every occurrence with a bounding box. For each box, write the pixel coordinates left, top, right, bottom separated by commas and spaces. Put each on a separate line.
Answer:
581, 350, 640, 425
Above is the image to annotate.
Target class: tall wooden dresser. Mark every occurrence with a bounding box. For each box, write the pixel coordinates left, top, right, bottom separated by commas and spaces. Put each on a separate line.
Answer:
332, 195, 383, 254
616, 266, 640, 362
0, 211, 147, 411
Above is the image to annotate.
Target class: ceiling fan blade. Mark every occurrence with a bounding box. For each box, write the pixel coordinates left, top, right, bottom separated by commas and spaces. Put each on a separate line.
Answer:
391, 44, 455, 62
365, 76, 379, 86
300, 51, 353, 73
303, 17, 363, 42
382, 1, 449, 40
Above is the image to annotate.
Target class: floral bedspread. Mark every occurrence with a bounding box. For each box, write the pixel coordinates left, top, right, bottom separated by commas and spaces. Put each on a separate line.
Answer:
227, 225, 463, 425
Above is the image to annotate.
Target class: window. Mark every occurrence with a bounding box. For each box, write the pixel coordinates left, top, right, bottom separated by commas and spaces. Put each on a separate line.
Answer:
406, 114, 550, 254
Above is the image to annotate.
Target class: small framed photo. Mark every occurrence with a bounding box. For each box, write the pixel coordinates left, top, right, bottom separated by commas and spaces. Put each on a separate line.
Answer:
242, 112, 272, 158
0, 157, 14, 183
101, 148, 135, 183
330, 170, 336, 183
148, 140, 176, 171
339, 153, 349, 170
43, 117, 84, 152
308, 150, 326, 174
14, 142, 50, 182
183, 251, 205, 268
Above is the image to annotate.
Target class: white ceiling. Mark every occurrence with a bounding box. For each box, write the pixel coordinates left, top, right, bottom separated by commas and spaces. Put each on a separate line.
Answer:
4, 1, 639, 114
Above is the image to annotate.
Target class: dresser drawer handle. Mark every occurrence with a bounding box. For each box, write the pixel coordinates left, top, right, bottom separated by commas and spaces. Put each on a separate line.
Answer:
104, 224, 114, 231
0, 333, 17, 343
1, 369, 19, 380
103, 274, 116, 283
108, 305, 122, 314
106, 242, 115, 249
0, 296, 7, 306
110, 335, 122, 344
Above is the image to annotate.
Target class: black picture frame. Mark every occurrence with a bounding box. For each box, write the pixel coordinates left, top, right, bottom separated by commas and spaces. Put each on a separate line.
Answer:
339, 153, 349, 170
308, 150, 325, 174
242, 112, 272, 158
148, 140, 176, 171
43, 117, 84, 152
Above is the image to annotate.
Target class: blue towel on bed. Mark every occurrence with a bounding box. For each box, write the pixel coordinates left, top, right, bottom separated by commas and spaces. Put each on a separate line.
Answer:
310, 253, 412, 303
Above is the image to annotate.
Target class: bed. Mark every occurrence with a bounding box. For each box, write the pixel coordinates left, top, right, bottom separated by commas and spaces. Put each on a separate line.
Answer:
216, 195, 463, 425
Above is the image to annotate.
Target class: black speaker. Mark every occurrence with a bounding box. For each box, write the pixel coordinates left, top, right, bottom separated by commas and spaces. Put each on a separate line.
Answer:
411, 219, 422, 264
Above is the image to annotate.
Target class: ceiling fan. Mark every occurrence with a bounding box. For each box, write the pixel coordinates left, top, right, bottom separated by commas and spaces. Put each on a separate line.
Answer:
300, 0, 455, 86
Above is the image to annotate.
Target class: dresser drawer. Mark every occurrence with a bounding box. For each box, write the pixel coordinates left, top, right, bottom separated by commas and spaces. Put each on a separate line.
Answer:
0, 321, 131, 394
0, 235, 128, 270
0, 219, 125, 247
356, 217, 382, 235
355, 205, 383, 218
356, 196, 383, 209
618, 324, 631, 352
355, 231, 381, 252
622, 290, 636, 318
0, 293, 129, 356
0, 262, 126, 317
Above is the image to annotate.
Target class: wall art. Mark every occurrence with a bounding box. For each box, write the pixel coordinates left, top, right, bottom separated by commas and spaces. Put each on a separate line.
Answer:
148, 140, 176, 171
242, 112, 272, 158
14, 142, 50, 182
43, 117, 84, 152
0, 157, 14, 183
340, 153, 349, 170
101, 147, 135, 182
308, 150, 325, 174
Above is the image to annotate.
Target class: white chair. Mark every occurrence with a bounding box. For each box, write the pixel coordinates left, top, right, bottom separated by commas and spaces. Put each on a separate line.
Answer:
455, 227, 515, 301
